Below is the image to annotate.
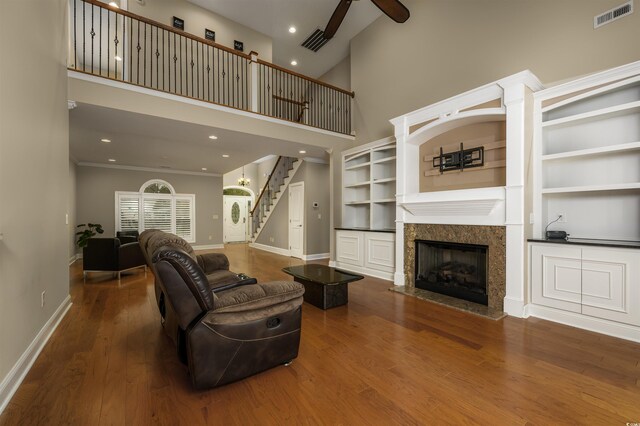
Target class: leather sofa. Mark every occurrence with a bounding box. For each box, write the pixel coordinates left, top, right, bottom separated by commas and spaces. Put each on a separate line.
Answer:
152, 247, 304, 389
82, 237, 146, 282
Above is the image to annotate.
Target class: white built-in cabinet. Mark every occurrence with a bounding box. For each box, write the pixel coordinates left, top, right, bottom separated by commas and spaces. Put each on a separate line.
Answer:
336, 137, 396, 280
342, 137, 396, 230
530, 243, 640, 328
529, 61, 640, 342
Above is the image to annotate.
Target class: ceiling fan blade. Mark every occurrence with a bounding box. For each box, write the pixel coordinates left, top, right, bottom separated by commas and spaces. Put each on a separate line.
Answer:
370, 0, 410, 23
324, 0, 353, 39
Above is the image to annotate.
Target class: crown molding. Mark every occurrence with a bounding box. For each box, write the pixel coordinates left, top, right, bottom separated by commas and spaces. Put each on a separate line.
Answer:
77, 162, 222, 177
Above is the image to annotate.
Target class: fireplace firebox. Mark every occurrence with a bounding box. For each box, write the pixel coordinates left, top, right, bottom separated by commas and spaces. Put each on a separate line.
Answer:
415, 240, 488, 305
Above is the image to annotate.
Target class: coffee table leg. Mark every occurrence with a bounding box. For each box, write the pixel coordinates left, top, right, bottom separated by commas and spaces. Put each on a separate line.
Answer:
295, 278, 348, 310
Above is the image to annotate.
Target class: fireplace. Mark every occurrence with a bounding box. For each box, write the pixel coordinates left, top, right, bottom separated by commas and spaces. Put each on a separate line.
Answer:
415, 240, 488, 306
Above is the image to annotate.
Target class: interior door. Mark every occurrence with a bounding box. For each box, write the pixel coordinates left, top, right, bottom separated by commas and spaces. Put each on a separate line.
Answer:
224, 196, 248, 243
288, 182, 304, 259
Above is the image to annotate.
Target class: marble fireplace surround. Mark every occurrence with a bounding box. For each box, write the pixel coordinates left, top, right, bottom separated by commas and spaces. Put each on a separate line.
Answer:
403, 223, 506, 311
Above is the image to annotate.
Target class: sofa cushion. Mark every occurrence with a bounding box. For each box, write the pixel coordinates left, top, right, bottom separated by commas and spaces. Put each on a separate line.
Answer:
206, 270, 243, 289
213, 281, 304, 313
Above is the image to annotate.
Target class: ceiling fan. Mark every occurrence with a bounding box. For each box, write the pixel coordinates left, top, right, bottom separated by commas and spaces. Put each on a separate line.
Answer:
324, 0, 410, 39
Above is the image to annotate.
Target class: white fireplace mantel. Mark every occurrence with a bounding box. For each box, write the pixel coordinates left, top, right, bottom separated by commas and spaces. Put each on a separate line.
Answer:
390, 70, 544, 318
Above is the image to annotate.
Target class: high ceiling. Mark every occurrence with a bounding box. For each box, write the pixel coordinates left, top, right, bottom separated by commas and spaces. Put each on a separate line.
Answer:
187, 0, 382, 78
69, 103, 328, 175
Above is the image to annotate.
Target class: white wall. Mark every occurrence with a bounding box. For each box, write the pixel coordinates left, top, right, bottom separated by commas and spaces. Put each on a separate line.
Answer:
0, 0, 70, 407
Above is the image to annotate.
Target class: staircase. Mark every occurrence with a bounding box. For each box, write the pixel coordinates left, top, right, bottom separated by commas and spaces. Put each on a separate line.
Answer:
250, 156, 302, 242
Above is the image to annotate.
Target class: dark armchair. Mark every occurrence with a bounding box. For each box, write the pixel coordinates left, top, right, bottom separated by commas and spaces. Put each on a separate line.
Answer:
116, 230, 139, 244
152, 247, 304, 389
82, 237, 146, 282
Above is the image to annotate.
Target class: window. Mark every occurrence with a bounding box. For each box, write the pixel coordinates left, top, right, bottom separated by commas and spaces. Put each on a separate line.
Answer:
116, 179, 195, 242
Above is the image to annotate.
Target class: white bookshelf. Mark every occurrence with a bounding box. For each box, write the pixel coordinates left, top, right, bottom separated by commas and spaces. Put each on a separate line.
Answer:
342, 137, 397, 230
533, 62, 640, 241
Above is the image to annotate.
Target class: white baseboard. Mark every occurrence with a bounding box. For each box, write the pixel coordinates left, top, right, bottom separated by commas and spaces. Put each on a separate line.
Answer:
334, 262, 394, 281
528, 304, 640, 343
68, 254, 78, 265
0, 295, 72, 415
393, 272, 405, 286
192, 244, 224, 250
249, 242, 291, 257
302, 253, 330, 261
503, 296, 528, 318
328, 261, 337, 267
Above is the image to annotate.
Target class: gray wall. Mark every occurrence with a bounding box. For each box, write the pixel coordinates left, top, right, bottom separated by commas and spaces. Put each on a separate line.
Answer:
223, 163, 259, 194
255, 161, 330, 255
0, 0, 70, 393
256, 156, 278, 191
320, 55, 351, 90
350, 0, 640, 143
68, 160, 77, 261
76, 166, 223, 248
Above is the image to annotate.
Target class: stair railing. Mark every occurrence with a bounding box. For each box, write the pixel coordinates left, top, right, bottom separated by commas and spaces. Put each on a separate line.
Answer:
250, 156, 297, 237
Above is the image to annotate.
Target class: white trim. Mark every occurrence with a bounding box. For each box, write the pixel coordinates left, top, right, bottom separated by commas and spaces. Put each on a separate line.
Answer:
303, 157, 329, 165
288, 182, 305, 259
223, 186, 256, 203
68, 71, 355, 141
77, 162, 222, 177
192, 244, 224, 250
140, 179, 176, 194
249, 242, 291, 257
503, 296, 527, 318
527, 304, 640, 343
342, 136, 395, 157
253, 155, 278, 164
302, 252, 330, 261
328, 260, 337, 267
334, 261, 394, 281
69, 254, 78, 266
0, 296, 72, 415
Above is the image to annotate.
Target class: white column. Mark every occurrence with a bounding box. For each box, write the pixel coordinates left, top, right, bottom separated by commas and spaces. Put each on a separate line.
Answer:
391, 117, 408, 286
502, 83, 527, 317
249, 51, 259, 113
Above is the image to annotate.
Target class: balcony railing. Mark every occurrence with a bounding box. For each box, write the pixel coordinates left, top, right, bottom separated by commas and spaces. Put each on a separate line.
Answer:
68, 0, 354, 135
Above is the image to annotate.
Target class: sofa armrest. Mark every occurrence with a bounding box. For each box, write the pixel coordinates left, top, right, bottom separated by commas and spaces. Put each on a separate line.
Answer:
212, 281, 304, 313
197, 253, 230, 273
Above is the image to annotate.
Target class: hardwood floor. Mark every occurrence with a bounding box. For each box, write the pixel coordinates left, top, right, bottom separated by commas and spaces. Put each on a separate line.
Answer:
2, 243, 639, 425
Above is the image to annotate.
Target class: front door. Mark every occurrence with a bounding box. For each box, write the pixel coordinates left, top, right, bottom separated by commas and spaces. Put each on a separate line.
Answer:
224, 196, 249, 243
289, 182, 304, 258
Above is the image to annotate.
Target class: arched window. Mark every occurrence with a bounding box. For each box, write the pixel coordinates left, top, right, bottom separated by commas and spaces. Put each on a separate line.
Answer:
115, 179, 195, 242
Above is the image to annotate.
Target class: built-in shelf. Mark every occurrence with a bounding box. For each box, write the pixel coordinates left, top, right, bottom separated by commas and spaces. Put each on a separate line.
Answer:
345, 162, 371, 171
542, 182, 640, 194
373, 156, 396, 164
541, 100, 640, 128
373, 177, 396, 184
542, 141, 640, 161
344, 181, 371, 188
342, 137, 396, 230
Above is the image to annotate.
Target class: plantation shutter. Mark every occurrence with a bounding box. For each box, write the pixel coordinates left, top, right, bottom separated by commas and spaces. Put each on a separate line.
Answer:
143, 197, 172, 233
117, 193, 140, 232
175, 196, 194, 241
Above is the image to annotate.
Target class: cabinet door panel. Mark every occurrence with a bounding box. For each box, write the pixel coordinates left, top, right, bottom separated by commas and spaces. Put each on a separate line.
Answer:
581, 248, 640, 326
531, 245, 581, 312
364, 232, 395, 272
336, 231, 364, 267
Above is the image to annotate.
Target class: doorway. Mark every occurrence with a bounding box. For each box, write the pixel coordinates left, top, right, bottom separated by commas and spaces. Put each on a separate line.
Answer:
223, 195, 251, 243
288, 182, 304, 258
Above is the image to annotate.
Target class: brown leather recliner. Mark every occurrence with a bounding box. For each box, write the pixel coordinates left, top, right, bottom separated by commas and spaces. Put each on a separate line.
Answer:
138, 230, 244, 322
152, 247, 304, 389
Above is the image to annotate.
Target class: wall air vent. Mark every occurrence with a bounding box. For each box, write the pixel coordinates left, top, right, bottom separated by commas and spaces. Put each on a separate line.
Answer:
594, 1, 633, 28
301, 29, 330, 52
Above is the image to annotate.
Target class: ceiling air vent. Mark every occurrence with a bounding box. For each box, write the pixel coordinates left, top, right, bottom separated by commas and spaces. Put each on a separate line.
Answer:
301, 29, 330, 52
594, 1, 633, 28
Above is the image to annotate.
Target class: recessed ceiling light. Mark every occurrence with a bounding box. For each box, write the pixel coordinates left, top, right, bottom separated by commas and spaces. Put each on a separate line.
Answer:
100, 138, 111, 143
291, 60, 298, 66
289, 26, 296, 34
108, 1, 119, 8
299, 150, 306, 154
222, 154, 230, 158
108, 158, 116, 162
209, 135, 218, 140
114, 55, 122, 62
201, 167, 207, 171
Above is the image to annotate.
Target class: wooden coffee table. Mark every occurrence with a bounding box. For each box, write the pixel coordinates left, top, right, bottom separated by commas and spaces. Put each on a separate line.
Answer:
282, 264, 364, 310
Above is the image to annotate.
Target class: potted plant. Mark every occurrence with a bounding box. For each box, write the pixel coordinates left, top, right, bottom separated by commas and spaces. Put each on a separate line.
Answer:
76, 223, 104, 248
